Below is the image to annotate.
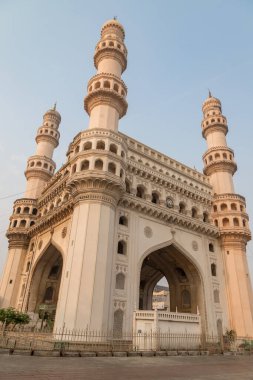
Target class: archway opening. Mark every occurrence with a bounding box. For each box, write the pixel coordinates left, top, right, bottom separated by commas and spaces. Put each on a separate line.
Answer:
139, 244, 203, 316
27, 244, 63, 325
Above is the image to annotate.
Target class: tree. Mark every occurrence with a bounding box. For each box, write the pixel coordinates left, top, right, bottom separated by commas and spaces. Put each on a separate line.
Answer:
0, 308, 30, 329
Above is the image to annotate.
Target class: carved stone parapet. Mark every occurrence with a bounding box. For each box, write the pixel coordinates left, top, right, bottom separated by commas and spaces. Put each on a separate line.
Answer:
84, 88, 128, 118
36, 128, 59, 148
25, 155, 56, 181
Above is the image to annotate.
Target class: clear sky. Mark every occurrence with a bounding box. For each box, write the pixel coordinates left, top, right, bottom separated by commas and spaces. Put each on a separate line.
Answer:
0, 0, 253, 280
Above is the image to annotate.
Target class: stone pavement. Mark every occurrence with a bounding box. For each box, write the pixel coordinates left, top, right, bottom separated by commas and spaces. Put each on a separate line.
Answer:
0, 354, 252, 380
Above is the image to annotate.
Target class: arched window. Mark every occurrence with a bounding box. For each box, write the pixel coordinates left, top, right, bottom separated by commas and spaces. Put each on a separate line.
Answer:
211, 263, 217, 276
214, 219, 218, 227
119, 216, 128, 226
20, 283, 25, 298
113, 309, 123, 338
233, 218, 239, 226
215, 153, 220, 159
95, 81, 101, 89
113, 83, 119, 92
175, 267, 188, 282
179, 202, 186, 214
81, 160, 89, 171
16, 207, 21, 214
214, 289, 220, 303
151, 192, 159, 204
23, 207, 30, 214
26, 261, 31, 272
223, 153, 227, 159
203, 212, 209, 223
231, 203, 237, 211
182, 289, 191, 308
49, 264, 60, 279
13, 220, 18, 227
220, 203, 228, 211
72, 164, 77, 174
117, 240, 126, 255
136, 185, 145, 199
83, 141, 92, 150
240, 205, 244, 212
43, 286, 54, 302
116, 273, 125, 290
191, 207, 197, 218
32, 208, 37, 215
109, 41, 114, 47
125, 180, 131, 193
121, 151, 125, 158
36, 161, 42, 167
108, 162, 116, 174
222, 218, 229, 227
75, 146, 80, 154
209, 243, 214, 252
109, 144, 118, 154
20, 220, 26, 228
44, 163, 48, 169
30, 221, 35, 226
96, 140, 105, 150
104, 81, 110, 89
120, 169, 124, 178
213, 205, 217, 212
94, 159, 103, 170
209, 156, 213, 162
243, 219, 246, 227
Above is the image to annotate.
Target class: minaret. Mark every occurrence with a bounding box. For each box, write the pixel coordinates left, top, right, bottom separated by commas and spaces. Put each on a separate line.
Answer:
54, 19, 128, 331
25, 105, 61, 198
0, 106, 61, 309
84, 18, 128, 131
202, 93, 253, 336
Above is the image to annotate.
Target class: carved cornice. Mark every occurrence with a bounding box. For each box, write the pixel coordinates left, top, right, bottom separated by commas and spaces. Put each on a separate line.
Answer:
202, 124, 228, 138
66, 172, 125, 202
204, 160, 237, 176
119, 194, 218, 237
25, 168, 53, 182
94, 47, 127, 72
219, 228, 251, 243
84, 88, 128, 118
28, 200, 73, 237
6, 231, 29, 249
36, 134, 59, 148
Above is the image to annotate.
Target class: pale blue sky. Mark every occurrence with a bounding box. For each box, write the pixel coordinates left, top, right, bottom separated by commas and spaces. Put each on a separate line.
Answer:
0, 0, 253, 279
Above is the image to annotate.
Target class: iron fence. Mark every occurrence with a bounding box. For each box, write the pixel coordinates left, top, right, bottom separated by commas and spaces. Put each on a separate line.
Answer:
0, 327, 252, 355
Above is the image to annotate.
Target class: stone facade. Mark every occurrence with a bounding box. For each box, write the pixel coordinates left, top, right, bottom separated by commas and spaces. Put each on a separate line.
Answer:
0, 19, 252, 338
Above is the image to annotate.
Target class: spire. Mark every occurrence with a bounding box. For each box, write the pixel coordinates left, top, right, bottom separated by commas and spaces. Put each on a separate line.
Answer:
53, 102, 57, 111
208, 89, 212, 98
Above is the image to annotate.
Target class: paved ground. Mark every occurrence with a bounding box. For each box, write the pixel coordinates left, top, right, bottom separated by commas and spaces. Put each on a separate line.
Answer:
0, 354, 252, 380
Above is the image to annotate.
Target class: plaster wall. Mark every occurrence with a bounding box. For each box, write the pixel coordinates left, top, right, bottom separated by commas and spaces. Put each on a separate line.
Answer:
88, 104, 119, 131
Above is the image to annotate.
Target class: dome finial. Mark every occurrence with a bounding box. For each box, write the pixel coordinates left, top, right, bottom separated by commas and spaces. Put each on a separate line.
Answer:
53, 102, 57, 111
208, 89, 212, 98
113, 16, 117, 20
